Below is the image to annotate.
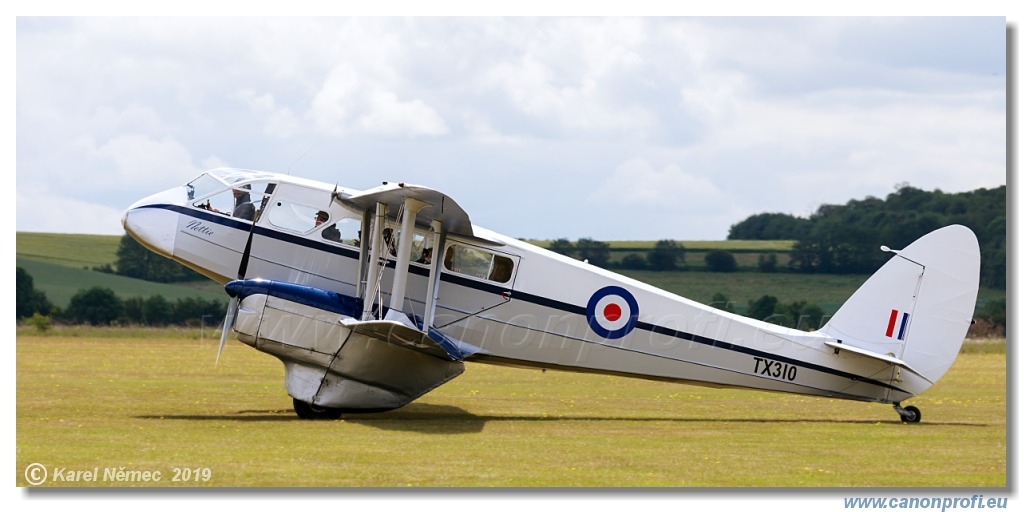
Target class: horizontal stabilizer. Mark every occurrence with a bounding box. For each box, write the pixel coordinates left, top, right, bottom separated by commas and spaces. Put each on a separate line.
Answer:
824, 341, 931, 384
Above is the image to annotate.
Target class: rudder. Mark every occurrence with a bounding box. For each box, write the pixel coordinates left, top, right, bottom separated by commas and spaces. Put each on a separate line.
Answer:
818, 225, 981, 388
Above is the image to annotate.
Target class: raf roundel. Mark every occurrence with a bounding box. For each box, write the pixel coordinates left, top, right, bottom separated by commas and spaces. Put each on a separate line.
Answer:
586, 286, 640, 339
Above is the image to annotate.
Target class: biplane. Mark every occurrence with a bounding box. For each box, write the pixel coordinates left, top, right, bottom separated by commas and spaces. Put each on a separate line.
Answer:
122, 168, 980, 422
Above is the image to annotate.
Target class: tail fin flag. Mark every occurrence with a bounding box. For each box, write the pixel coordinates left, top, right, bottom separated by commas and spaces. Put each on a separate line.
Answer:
819, 225, 981, 388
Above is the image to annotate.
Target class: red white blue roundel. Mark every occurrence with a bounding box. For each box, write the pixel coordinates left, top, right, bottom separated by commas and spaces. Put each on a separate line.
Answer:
587, 286, 639, 339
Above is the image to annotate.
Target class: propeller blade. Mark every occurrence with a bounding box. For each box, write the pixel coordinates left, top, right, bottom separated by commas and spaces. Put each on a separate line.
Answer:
216, 296, 239, 366
219, 208, 260, 364
237, 215, 259, 279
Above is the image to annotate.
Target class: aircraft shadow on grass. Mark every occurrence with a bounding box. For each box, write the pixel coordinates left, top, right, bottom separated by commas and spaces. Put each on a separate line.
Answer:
133, 401, 990, 435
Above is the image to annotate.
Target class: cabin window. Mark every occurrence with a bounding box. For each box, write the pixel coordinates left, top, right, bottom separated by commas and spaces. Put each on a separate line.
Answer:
191, 181, 275, 223
400, 230, 435, 265
373, 227, 436, 264
443, 244, 515, 284
266, 200, 321, 233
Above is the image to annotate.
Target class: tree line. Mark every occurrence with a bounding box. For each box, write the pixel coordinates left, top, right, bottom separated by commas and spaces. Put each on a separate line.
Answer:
17, 266, 225, 328
727, 184, 1005, 289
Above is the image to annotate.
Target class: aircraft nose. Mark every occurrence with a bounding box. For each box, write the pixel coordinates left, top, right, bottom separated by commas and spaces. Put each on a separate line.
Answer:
122, 187, 185, 258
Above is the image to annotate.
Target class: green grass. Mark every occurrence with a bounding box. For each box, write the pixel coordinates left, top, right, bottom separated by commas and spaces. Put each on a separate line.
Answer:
16, 332, 1006, 487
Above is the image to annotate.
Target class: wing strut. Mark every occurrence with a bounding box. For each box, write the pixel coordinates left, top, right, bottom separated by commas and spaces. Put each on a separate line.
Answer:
422, 219, 445, 332
342, 182, 472, 333
385, 196, 429, 326
361, 201, 388, 321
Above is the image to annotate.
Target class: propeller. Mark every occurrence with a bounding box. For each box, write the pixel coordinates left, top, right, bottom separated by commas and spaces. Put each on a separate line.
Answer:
216, 296, 239, 365
217, 210, 260, 365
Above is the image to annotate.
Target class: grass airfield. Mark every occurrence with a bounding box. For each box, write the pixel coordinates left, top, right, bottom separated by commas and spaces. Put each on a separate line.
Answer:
16, 329, 1006, 488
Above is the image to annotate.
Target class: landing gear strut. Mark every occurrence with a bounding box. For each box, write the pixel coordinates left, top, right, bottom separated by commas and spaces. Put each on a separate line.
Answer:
893, 403, 922, 423
293, 398, 342, 420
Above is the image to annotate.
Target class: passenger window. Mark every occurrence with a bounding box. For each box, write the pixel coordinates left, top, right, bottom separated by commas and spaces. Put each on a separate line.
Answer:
320, 217, 361, 246
400, 230, 435, 265
370, 228, 435, 263
442, 244, 515, 283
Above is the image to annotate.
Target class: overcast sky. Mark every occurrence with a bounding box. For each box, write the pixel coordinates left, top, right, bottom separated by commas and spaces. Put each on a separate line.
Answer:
15, 16, 1007, 241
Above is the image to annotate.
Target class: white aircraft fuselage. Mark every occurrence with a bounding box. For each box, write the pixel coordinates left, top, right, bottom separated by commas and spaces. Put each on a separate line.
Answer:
122, 168, 981, 422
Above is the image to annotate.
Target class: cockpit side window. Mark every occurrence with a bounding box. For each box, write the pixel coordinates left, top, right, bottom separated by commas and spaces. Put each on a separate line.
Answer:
186, 174, 224, 201
191, 180, 275, 223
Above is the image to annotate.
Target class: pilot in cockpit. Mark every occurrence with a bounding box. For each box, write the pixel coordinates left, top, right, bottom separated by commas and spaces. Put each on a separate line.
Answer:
232, 185, 255, 221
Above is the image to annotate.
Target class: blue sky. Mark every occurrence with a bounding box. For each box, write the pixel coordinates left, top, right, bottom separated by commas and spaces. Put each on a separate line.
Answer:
15, 16, 1007, 240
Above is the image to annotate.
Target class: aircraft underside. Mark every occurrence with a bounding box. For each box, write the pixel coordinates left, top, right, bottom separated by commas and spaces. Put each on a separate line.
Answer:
227, 278, 915, 420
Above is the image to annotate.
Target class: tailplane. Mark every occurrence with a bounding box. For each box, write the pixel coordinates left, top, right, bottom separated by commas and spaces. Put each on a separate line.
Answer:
818, 225, 981, 388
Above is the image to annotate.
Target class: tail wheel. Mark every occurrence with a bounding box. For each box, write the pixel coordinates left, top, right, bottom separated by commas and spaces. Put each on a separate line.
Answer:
293, 398, 342, 420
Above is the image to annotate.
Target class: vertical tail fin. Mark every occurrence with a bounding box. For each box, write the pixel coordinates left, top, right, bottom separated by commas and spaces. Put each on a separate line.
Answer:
818, 225, 981, 387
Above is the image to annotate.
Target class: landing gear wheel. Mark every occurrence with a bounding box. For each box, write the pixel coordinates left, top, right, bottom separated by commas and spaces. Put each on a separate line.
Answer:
894, 404, 922, 423
293, 398, 342, 420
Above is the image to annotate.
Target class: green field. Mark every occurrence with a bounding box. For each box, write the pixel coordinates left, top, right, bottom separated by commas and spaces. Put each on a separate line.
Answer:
16, 232, 225, 308
15, 232, 122, 269
16, 257, 226, 308
16, 330, 1006, 487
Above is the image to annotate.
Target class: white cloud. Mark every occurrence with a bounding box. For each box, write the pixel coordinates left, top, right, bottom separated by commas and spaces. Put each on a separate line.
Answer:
234, 89, 299, 138
309, 64, 361, 136
358, 91, 448, 137
79, 133, 202, 191
309, 63, 447, 137
18, 187, 126, 235
15, 17, 1006, 240
592, 157, 727, 211
88, 104, 165, 137
477, 18, 657, 136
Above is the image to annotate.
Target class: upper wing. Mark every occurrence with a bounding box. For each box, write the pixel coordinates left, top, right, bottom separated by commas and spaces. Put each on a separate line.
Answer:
335, 182, 476, 237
